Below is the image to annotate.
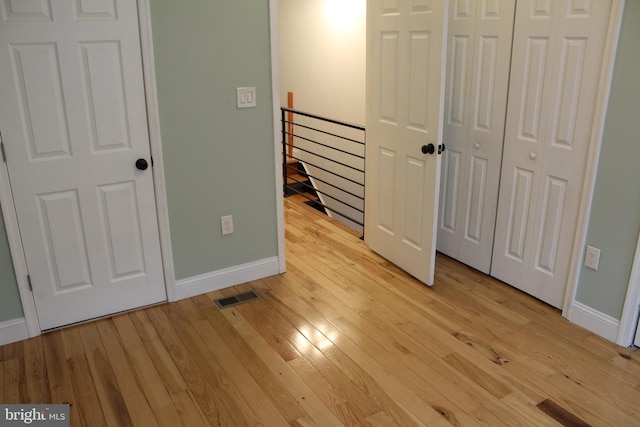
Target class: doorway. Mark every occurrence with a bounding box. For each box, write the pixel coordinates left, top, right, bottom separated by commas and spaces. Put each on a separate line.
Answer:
277, 0, 621, 311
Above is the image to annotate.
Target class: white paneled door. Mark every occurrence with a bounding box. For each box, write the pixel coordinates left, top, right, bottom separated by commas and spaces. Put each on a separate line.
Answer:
365, 0, 447, 285
437, 0, 515, 274
0, 0, 166, 330
492, 0, 612, 308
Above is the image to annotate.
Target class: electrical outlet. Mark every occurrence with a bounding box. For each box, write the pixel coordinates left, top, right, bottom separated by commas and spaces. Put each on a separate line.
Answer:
584, 245, 601, 270
221, 215, 234, 235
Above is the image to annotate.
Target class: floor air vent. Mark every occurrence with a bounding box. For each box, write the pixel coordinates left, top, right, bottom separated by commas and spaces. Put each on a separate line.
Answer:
214, 290, 260, 309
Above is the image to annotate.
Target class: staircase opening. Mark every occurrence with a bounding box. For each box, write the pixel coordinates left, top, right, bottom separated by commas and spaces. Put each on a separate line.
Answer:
282, 105, 365, 236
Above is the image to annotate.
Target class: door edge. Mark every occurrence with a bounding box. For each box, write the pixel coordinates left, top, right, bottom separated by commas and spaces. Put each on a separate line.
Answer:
137, 0, 177, 302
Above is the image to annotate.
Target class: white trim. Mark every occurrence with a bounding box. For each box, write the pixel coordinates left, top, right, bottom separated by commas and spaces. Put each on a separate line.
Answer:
562, 0, 626, 319
137, 0, 177, 301
568, 301, 620, 343
0, 164, 40, 338
617, 230, 640, 346
174, 257, 280, 301
270, 0, 286, 274
0, 318, 29, 346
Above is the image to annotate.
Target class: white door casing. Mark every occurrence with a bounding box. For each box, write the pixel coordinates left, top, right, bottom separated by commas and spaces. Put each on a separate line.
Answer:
492, 0, 613, 308
365, 0, 447, 285
437, 0, 515, 274
0, 0, 166, 330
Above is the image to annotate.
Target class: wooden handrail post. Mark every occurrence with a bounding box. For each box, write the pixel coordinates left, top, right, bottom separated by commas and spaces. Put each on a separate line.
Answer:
287, 92, 294, 157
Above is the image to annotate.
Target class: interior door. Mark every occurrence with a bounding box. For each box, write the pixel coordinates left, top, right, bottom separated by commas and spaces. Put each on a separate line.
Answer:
0, 0, 166, 330
491, 0, 613, 308
437, 0, 515, 274
365, 0, 447, 285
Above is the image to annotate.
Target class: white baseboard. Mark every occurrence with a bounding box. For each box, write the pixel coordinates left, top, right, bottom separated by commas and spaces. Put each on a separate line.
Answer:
175, 257, 280, 301
0, 318, 29, 346
568, 301, 620, 343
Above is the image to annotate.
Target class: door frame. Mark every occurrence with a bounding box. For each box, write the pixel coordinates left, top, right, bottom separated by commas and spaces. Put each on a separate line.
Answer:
270, 0, 287, 274
0, 0, 177, 337
618, 230, 640, 346
561, 0, 626, 322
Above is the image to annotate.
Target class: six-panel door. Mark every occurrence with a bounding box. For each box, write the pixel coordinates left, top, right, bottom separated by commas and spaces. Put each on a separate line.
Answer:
365, 0, 447, 285
0, 0, 166, 330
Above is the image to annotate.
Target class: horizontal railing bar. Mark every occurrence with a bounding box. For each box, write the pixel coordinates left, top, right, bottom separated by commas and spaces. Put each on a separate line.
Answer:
286, 187, 364, 227
310, 189, 364, 214
285, 167, 364, 202
286, 154, 363, 187
285, 144, 364, 174
284, 130, 365, 160
286, 176, 364, 213
282, 107, 365, 131
283, 120, 365, 146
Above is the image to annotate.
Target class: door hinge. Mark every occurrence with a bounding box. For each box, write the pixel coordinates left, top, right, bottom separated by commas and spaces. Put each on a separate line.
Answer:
27, 274, 33, 292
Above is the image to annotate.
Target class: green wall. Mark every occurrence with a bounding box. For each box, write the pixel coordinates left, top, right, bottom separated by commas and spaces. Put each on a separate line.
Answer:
575, 2, 640, 319
150, 0, 279, 280
0, 208, 23, 321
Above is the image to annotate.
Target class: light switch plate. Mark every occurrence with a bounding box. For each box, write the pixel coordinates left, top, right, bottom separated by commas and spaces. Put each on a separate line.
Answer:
237, 87, 256, 108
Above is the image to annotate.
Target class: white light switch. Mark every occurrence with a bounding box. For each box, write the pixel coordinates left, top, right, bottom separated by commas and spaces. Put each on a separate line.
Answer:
237, 87, 256, 108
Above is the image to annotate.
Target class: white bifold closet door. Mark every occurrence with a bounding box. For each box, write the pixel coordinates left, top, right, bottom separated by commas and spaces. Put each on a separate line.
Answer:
492, 0, 612, 308
437, 0, 516, 274
438, 0, 613, 309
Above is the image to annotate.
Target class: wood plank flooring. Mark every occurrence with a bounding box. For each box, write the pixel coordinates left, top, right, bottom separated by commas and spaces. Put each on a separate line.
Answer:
2, 197, 640, 426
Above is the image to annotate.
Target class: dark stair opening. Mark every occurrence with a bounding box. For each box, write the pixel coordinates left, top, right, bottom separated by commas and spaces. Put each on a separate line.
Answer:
285, 160, 325, 214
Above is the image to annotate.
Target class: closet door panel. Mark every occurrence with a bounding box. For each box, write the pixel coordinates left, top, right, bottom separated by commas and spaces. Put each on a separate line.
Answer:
437, 0, 515, 273
492, 0, 612, 308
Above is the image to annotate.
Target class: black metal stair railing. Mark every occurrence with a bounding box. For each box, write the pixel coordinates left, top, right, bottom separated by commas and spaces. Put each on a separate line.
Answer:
281, 107, 365, 231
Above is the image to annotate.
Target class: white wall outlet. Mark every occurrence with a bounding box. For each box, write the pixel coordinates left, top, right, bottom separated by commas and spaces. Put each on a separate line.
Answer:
236, 87, 256, 108
221, 215, 234, 235
584, 245, 601, 270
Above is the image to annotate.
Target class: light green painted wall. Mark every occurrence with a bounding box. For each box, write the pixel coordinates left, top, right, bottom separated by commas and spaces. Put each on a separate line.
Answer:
0, 208, 22, 322
149, 0, 279, 280
575, 2, 640, 319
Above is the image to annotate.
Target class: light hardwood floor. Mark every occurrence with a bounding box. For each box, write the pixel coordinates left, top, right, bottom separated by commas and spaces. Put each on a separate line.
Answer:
2, 197, 639, 426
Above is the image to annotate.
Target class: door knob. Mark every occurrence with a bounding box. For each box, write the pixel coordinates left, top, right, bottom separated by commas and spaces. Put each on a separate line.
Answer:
136, 158, 149, 170
421, 144, 435, 154
529, 152, 537, 161
474, 142, 480, 149
438, 144, 446, 154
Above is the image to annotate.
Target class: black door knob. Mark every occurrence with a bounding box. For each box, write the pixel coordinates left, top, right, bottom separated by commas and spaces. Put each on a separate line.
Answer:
438, 144, 446, 154
421, 144, 435, 154
135, 158, 149, 171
